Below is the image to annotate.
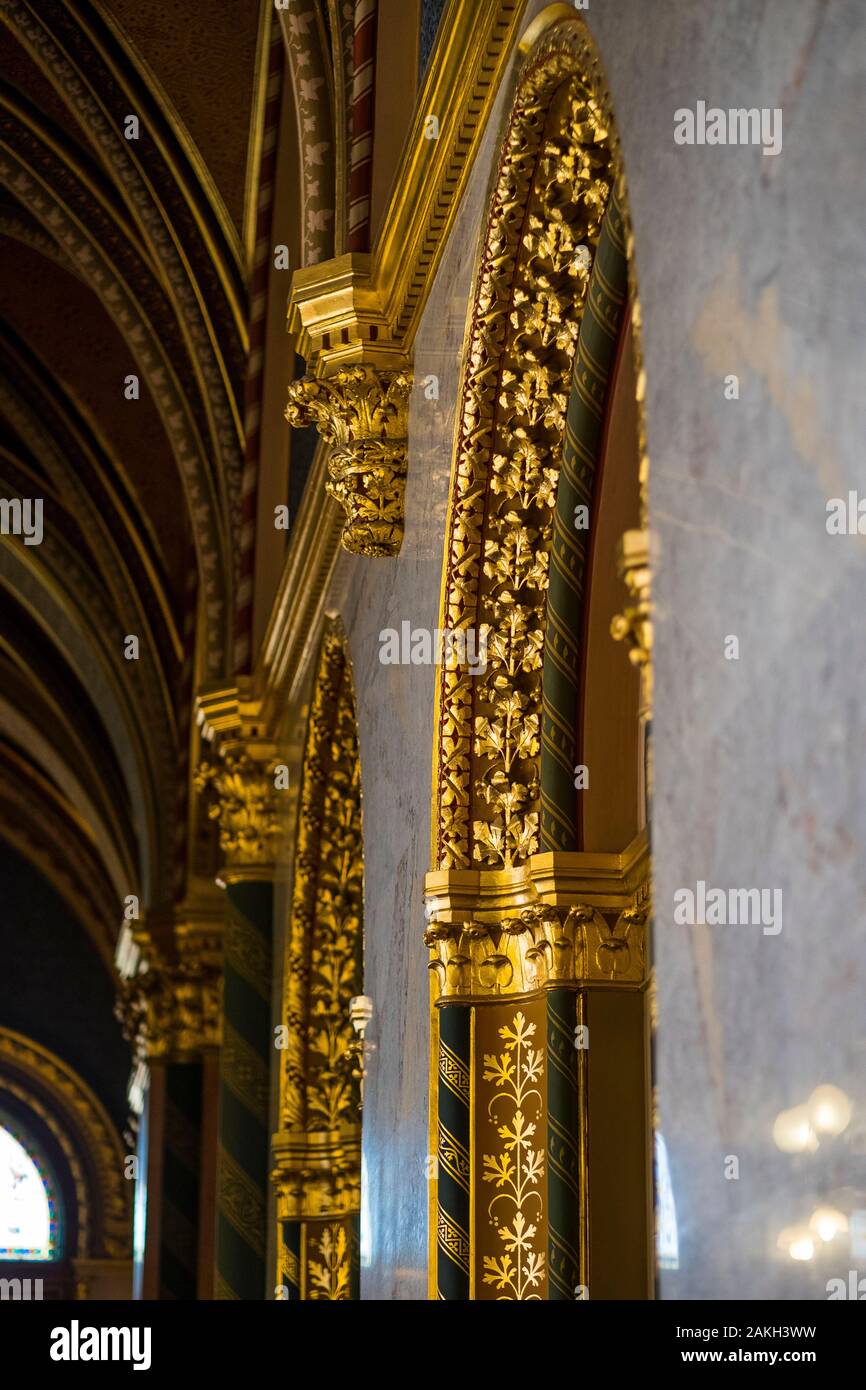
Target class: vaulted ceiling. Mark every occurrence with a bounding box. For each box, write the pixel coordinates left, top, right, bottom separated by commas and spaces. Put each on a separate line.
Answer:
0, 1, 265, 1042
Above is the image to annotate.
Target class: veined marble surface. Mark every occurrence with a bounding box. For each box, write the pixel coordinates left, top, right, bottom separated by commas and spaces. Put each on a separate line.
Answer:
323, 0, 866, 1298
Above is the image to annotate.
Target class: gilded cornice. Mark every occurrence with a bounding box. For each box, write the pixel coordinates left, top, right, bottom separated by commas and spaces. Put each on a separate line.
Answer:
287, 0, 529, 358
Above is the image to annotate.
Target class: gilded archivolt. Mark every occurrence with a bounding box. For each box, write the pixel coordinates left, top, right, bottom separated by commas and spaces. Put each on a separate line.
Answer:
0, 1028, 131, 1258
435, 21, 639, 871
272, 618, 364, 1222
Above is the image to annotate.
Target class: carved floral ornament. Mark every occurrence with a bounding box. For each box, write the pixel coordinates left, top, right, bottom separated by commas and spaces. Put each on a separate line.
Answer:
432, 19, 650, 874
271, 618, 364, 1223
426, 892, 649, 1003
285, 365, 412, 558
115, 922, 223, 1062
194, 747, 283, 870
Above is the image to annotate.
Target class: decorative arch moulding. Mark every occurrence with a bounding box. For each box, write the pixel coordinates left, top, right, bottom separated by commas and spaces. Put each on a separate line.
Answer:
430, 10, 650, 875
424, 10, 654, 1300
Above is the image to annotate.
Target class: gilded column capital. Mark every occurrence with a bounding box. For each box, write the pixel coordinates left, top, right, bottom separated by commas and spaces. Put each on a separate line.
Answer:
425, 901, 648, 1002
271, 1128, 361, 1222
424, 836, 651, 1002
286, 364, 412, 557
115, 912, 223, 1062
194, 683, 284, 877
195, 747, 282, 876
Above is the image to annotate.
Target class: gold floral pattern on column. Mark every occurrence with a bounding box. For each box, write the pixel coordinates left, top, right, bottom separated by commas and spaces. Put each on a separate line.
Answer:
285, 365, 412, 557
435, 23, 620, 870
307, 1223, 352, 1300
481, 1010, 546, 1299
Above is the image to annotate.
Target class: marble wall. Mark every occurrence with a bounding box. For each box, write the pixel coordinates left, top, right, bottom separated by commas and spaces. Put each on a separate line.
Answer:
586, 0, 866, 1299
325, 0, 866, 1298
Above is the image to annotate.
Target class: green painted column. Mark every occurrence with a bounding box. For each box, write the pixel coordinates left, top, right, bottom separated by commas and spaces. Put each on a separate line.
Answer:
541, 184, 631, 852
217, 879, 273, 1300
436, 1003, 471, 1300
546, 989, 582, 1299
159, 1061, 202, 1300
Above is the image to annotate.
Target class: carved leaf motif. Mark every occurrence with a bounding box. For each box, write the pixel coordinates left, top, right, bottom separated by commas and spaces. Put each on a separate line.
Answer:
436, 36, 616, 870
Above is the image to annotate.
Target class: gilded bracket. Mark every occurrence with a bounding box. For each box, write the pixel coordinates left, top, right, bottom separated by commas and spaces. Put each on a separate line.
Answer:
281, 2, 530, 561
286, 360, 412, 558
194, 682, 284, 876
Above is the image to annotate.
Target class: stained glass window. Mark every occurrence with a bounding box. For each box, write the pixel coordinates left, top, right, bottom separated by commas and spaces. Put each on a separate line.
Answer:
0, 1122, 56, 1261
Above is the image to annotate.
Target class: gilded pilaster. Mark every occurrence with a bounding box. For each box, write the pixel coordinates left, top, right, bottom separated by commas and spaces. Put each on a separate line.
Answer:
194, 683, 283, 1301
269, 617, 364, 1300
426, 13, 653, 1299
426, 845, 650, 1299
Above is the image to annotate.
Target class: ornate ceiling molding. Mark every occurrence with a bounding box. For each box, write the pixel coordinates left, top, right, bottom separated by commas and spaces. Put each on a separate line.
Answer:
0, 95, 233, 678
0, 743, 119, 966
3, 0, 247, 383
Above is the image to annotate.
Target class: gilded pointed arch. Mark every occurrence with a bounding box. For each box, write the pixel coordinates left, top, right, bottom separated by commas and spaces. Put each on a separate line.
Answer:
425, 11, 653, 1302
272, 614, 364, 1299
432, 14, 649, 872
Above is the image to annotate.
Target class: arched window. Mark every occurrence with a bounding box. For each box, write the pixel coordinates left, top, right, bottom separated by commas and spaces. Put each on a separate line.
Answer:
0, 1120, 59, 1261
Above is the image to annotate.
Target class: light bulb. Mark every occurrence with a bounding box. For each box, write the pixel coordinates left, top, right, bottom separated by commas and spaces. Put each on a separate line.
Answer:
807, 1085, 852, 1138
809, 1206, 847, 1243
778, 1224, 816, 1261
773, 1105, 818, 1153
789, 1234, 815, 1262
